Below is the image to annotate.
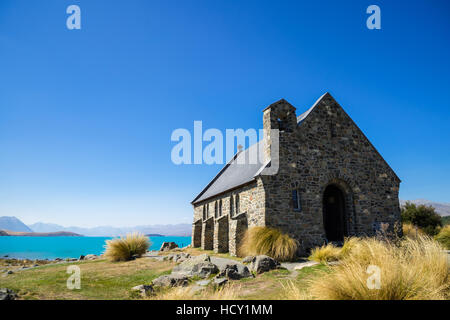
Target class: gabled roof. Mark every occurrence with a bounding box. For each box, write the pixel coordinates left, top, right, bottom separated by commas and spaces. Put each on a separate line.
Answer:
191, 92, 400, 205
191, 141, 266, 204
191, 96, 326, 205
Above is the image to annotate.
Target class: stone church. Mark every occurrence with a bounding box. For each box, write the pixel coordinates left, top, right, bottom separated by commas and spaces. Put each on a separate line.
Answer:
191, 93, 401, 256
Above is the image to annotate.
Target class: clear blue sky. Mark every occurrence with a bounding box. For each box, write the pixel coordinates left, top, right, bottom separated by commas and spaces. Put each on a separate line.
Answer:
0, 0, 449, 227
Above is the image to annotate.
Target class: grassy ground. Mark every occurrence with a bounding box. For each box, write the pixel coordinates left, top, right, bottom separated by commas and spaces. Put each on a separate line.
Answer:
0, 258, 174, 300
0, 254, 327, 300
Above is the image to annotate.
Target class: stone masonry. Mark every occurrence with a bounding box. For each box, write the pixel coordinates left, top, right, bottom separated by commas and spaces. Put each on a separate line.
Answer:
191, 93, 401, 256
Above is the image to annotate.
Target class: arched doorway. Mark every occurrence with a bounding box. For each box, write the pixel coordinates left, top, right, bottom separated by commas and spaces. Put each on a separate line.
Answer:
323, 184, 347, 242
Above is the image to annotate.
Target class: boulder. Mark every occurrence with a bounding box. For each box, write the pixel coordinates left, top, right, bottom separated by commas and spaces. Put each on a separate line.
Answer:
170, 252, 191, 263
249, 255, 280, 274
78, 255, 85, 261
131, 284, 154, 297
196, 279, 211, 287
83, 254, 98, 260
213, 277, 228, 287
152, 274, 189, 287
0, 288, 17, 300
217, 263, 252, 280
242, 256, 255, 264
159, 242, 179, 252
172, 254, 218, 278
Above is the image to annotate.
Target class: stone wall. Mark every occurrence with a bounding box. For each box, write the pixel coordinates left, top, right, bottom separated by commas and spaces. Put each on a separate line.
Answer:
262, 94, 401, 254
191, 180, 265, 255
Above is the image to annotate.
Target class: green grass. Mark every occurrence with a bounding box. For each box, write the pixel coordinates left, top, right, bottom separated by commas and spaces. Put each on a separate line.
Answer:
0, 258, 172, 300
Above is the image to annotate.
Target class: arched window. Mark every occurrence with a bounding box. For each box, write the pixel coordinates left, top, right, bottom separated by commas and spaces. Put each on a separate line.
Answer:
230, 195, 234, 216
235, 194, 240, 215
219, 200, 222, 217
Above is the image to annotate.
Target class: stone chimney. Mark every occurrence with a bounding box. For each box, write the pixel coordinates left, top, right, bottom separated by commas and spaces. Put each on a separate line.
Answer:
262, 99, 297, 163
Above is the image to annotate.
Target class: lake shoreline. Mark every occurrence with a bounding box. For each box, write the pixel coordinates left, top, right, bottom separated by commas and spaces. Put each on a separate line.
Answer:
0, 235, 191, 260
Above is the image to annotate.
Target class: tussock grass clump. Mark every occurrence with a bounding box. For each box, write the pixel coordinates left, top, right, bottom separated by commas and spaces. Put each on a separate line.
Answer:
435, 225, 450, 249
308, 243, 341, 264
239, 227, 298, 261
308, 237, 358, 264
403, 223, 425, 240
104, 232, 150, 262
150, 283, 241, 300
306, 236, 449, 300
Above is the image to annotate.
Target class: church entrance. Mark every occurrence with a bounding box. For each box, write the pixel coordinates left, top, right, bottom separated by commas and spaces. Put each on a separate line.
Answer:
323, 184, 347, 242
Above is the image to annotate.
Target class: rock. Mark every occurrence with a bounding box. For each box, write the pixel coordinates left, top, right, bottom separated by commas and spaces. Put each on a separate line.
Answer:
292, 261, 319, 270
78, 255, 85, 260
242, 256, 255, 264
249, 255, 280, 274
152, 274, 189, 287
217, 263, 252, 280
6, 270, 13, 275
131, 284, 154, 297
32, 264, 39, 268
196, 279, 211, 286
168, 252, 191, 263
159, 242, 179, 252
0, 288, 17, 300
172, 254, 219, 278
213, 277, 228, 287
54, 258, 62, 261
83, 254, 98, 260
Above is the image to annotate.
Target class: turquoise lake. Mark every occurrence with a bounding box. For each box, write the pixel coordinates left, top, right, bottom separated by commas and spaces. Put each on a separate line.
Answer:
0, 236, 191, 260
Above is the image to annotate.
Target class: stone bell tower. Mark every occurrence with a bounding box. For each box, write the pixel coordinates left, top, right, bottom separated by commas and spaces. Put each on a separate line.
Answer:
262, 99, 297, 163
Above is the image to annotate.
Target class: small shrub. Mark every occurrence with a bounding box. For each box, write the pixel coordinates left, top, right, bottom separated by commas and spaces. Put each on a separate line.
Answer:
104, 232, 150, 262
150, 283, 241, 300
305, 236, 449, 300
403, 223, 425, 240
308, 243, 341, 264
435, 225, 450, 249
239, 227, 298, 261
401, 202, 442, 236
308, 237, 358, 264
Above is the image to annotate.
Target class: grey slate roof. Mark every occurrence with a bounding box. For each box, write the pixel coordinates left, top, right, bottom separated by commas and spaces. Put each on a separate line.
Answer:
192, 141, 266, 204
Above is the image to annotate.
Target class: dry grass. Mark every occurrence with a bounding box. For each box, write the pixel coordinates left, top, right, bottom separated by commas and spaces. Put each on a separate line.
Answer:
403, 223, 425, 240
304, 236, 449, 300
308, 237, 358, 264
239, 227, 298, 261
435, 225, 450, 250
104, 233, 150, 262
150, 283, 242, 300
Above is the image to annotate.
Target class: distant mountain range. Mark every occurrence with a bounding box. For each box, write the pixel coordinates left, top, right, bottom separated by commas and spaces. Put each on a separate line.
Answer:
0, 216, 192, 237
1, 198, 448, 236
400, 199, 450, 216
0, 216, 33, 233
27, 222, 192, 237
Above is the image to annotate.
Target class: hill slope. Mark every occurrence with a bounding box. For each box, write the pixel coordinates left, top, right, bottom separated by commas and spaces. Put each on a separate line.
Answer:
0, 216, 33, 232
400, 199, 450, 216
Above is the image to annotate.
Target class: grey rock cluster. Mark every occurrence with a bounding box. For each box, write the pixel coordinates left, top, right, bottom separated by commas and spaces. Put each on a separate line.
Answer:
159, 242, 179, 252
0, 288, 17, 300
165, 252, 191, 263
247, 255, 280, 274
